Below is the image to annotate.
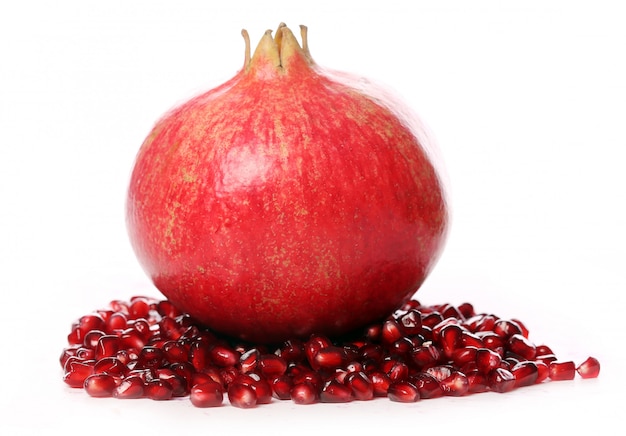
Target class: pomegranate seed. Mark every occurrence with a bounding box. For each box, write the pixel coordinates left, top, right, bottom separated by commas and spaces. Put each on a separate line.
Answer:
60, 297, 601, 408
155, 369, 188, 396
162, 341, 189, 364
459, 360, 478, 375
93, 357, 128, 377
369, 371, 392, 397
425, 365, 453, 382
440, 371, 469, 396
209, 344, 240, 367
158, 316, 183, 341
451, 346, 477, 367
535, 361, 550, 383
465, 370, 489, 393
511, 318, 529, 338
157, 300, 181, 318
488, 368, 516, 393
180, 325, 203, 343
421, 312, 444, 329
507, 334, 536, 360
291, 382, 320, 405
346, 361, 364, 373
120, 330, 147, 350
137, 346, 165, 369
95, 335, 120, 360
83, 330, 105, 349
420, 325, 434, 342
95, 309, 113, 323
291, 368, 323, 391
536, 353, 558, 365
78, 314, 106, 333
411, 343, 441, 369
364, 323, 382, 342
167, 362, 193, 386
129, 298, 151, 319
473, 314, 497, 333
106, 312, 128, 332
576, 357, 601, 379
113, 375, 144, 399
381, 319, 404, 345
201, 366, 225, 386
549, 361, 576, 381
60, 347, 79, 368
440, 303, 465, 320
228, 383, 257, 408
389, 337, 414, 359
536, 344, 554, 355
189, 342, 210, 371
190, 381, 224, 407
458, 302, 475, 318
400, 299, 421, 311
109, 300, 129, 315
398, 309, 422, 335
475, 348, 502, 374
461, 331, 484, 349
271, 375, 293, 400
511, 361, 539, 387
313, 346, 348, 370
247, 374, 273, 404
76, 347, 96, 361
383, 360, 409, 382
320, 379, 353, 403
63, 360, 94, 388
66, 332, 82, 349
145, 379, 174, 400
344, 371, 374, 401
239, 348, 260, 373
357, 343, 382, 363
410, 372, 444, 399
84, 373, 118, 398
130, 318, 152, 340
190, 372, 215, 388
126, 368, 155, 383
498, 360, 511, 371
219, 366, 239, 386
388, 381, 420, 402
493, 320, 523, 339
305, 334, 332, 367
277, 339, 305, 363
477, 331, 505, 351
432, 317, 460, 340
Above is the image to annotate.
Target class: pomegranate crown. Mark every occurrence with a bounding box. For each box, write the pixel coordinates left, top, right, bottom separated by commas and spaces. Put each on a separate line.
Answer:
241, 23, 313, 74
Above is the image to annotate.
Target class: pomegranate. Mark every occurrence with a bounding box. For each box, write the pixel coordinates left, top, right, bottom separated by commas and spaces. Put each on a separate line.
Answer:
126, 24, 449, 343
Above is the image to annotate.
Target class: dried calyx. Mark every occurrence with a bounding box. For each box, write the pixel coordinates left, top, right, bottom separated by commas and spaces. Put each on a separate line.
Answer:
242, 23, 313, 73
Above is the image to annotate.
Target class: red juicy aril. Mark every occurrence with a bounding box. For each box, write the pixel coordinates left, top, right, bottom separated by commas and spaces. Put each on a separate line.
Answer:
61, 297, 600, 408
126, 24, 448, 343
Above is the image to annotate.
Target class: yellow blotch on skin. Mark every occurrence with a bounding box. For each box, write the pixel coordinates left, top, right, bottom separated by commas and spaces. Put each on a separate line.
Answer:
181, 167, 197, 183
164, 201, 182, 251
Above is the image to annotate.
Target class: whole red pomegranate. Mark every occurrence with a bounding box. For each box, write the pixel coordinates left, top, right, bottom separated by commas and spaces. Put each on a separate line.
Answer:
126, 24, 449, 343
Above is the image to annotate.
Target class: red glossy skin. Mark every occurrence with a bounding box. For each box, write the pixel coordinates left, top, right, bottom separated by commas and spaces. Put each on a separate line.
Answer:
127, 26, 448, 343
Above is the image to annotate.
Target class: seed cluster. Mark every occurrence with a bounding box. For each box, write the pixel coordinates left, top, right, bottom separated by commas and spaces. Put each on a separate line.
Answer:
60, 296, 600, 408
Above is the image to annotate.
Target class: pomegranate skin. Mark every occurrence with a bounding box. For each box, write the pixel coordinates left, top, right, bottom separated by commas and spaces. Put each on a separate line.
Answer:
126, 25, 449, 343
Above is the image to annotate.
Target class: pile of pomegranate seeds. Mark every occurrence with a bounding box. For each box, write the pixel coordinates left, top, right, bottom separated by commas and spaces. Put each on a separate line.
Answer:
60, 296, 600, 408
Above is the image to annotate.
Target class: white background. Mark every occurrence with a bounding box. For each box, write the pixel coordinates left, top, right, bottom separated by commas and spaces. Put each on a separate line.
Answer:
1, 1, 624, 434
